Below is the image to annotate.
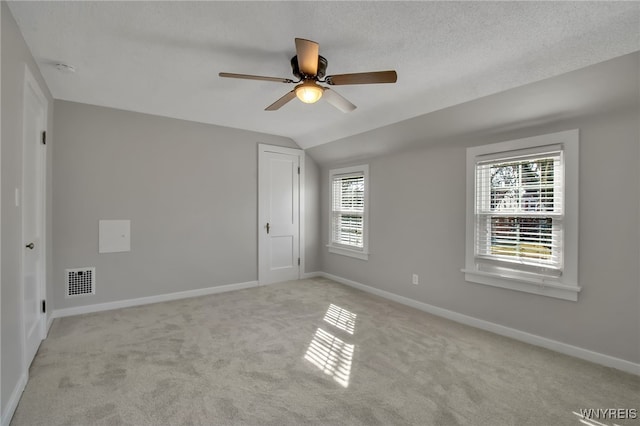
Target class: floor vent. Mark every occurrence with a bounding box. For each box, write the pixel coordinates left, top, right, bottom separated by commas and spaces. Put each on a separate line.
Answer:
66, 267, 96, 297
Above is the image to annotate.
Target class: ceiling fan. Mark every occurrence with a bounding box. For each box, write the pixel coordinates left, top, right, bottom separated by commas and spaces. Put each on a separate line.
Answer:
219, 38, 397, 112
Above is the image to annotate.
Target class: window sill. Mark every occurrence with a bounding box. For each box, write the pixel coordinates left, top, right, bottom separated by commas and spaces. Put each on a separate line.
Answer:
327, 245, 369, 261
461, 268, 580, 301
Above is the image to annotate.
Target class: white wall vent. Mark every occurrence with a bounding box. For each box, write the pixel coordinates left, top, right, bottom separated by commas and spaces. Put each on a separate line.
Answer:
65, 267, 96, 297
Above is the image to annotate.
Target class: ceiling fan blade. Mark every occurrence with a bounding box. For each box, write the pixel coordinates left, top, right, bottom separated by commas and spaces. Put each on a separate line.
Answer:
265, 90, 297, 111
323, 88, 357, 113
326, 70, 397, 85
219, 72, 294, 83
295, 38, 319, 76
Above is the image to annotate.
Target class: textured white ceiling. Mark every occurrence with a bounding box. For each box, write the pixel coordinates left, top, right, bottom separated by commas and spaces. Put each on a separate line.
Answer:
7, 1, 640, 149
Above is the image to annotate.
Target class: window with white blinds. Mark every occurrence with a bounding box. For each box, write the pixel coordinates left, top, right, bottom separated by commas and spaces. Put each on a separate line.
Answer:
329, 165, 369, 260
464, 130, 580, 301
475, 148, 563, 270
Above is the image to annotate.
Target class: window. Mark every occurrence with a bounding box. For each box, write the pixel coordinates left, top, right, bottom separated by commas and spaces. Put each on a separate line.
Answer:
328, 165, 369, 260
476, 151, 563, 269
464, 130, 579, 301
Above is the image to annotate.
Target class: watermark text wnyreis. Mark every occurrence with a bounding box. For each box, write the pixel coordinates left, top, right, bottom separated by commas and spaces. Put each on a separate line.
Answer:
576, 408, 637, 421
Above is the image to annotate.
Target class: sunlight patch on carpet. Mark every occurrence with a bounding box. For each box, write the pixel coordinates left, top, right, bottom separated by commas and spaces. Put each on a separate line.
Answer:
323, 304, 357, 335
304, 328, 355, 387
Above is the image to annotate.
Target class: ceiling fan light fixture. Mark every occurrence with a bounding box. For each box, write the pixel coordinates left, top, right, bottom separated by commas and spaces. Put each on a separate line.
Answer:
295, 81, 323, 104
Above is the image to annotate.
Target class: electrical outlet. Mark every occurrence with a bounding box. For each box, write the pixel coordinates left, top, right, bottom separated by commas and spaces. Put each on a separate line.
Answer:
412, 274, 419, 285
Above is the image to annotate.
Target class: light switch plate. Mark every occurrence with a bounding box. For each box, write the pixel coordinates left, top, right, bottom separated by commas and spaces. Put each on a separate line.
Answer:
99, 220, 130, 253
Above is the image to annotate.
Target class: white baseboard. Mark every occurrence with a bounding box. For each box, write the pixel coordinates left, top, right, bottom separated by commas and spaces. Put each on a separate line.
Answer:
320, 272, 640, 376
301, 271, 322, 279
1, 373, 27, 426
46, 314, 54, 335
52, 280, 259, 319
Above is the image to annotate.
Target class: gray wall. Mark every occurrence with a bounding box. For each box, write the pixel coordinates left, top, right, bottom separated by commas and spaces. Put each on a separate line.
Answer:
316, 68, 639, 364
52, 101, 317, 310
1, 1, 54, 417
304, 153, 321, 273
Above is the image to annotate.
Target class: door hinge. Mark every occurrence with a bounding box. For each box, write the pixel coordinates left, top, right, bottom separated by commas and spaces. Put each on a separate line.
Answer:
41, 131, 46, 145
297, 166, 300, 175
41, 300, 46, 313
298, 258, 300, 266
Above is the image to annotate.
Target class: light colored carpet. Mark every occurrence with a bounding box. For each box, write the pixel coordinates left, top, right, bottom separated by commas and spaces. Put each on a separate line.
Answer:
11, 277, 639, 426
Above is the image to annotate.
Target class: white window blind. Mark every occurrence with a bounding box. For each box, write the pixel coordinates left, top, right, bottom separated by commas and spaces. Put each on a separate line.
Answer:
475, 148, 564, 270
332, 173, 365, 248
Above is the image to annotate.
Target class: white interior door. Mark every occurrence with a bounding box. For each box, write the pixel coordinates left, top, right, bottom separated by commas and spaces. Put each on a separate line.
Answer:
22, 67, 47, 367
259, 145, 302, 285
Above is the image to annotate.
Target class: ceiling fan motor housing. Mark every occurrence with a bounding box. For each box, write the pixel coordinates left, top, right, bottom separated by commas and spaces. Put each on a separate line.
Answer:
291, 55, 328, 80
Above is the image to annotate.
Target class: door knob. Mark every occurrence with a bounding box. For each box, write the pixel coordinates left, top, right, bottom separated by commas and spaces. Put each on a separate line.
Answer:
25, 242, 35, 250
266, 223, 270, 234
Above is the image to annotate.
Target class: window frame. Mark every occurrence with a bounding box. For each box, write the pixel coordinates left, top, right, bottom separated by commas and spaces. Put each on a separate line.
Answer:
463, 130, 580, 301
328, 164, 370, 261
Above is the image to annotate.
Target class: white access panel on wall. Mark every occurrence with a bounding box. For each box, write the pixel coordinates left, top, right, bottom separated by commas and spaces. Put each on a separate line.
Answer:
99, 220, 130, 253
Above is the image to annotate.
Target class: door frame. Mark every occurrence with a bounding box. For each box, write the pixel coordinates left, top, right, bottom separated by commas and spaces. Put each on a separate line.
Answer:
20, 64, 48, 373
258, 144, 305, 285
